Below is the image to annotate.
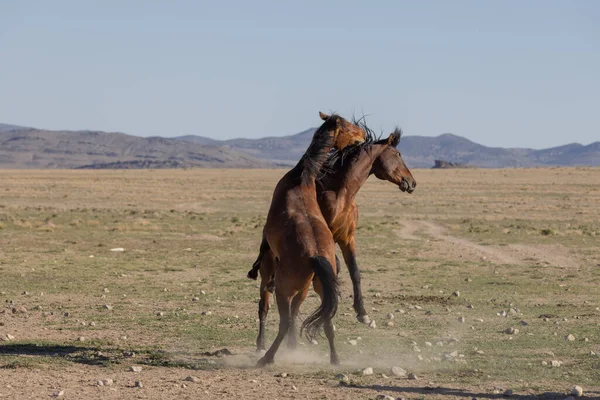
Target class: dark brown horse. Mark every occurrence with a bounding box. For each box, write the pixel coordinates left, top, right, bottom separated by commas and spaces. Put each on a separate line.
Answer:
249, 128, 416, 352
255, 112, 367, 366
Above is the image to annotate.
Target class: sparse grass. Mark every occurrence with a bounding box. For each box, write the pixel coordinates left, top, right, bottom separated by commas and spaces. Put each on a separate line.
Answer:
1, 168, 600, 398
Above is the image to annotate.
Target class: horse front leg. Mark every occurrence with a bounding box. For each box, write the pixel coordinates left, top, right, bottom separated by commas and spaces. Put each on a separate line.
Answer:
339, 238, 370, 324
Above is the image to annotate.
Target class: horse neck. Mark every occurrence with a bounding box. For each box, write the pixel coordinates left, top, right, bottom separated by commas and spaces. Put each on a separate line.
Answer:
336, 144, 387, 200
298, 130, 335, 185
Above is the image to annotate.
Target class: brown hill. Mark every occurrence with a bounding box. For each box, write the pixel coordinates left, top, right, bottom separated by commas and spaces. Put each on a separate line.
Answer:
0, 128, 272, 169
178, 132, 600, 168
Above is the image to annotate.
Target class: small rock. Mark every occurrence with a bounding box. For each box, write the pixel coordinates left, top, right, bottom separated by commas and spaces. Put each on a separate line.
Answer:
103, 304, 113, 310
102, 378, 113, 386
369, 320, 377, 329
336, 373, 350, 384
103, 288, 110, 293
12, 306, 27, 314
130, 366, 143, 372
192, 297, 199, 302
498, 310, 507, 317
467, 304, 474, 309
520, 320, 529, 326
452, 291, 460, 297
110, 247, 125, 252
435, 341, 444, 346
550, 360, 562, 367
566, 334, 576, 342
201, 311, 212, 316
583, 337, 589, 342
310, 339, 318, 345
387, 313, 394, 320
134, 381, 143, 388
156, 311, 164, 317
277, 373, 288, 378
77, 336, 85, 342
458, 316, 466, 323
375, 395, 395, 400
465, 278, 472, 282
424, 342, 432, 347
503, 389, 513, 397
386, 321, 394, 327
53, 390, 65, 397
509, 308, 519, 315
184, 376, 200, 383
390, 366, 407, 377
348, 340, 358, 346
407, 373, 418, 380
541, 361, 548, 366
362, 367, 373, 376
571, 386, 583, 397
505, 327, 519, 335
374, 293, 381, 298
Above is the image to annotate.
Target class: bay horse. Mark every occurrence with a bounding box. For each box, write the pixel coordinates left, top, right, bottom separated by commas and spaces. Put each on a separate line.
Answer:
255, 112, 367, 366
249, 128, 416, 352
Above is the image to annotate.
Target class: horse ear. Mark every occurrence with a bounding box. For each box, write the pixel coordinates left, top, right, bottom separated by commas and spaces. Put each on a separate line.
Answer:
388, 128, 402, 147
386, 133, 395, 146
319, 111, 330, 121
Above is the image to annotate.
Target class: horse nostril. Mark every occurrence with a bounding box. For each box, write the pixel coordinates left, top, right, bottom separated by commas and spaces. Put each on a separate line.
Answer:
412, 181, 417, 188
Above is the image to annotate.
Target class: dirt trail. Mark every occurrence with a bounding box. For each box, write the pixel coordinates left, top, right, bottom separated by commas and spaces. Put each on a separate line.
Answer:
396, 220, 581, 269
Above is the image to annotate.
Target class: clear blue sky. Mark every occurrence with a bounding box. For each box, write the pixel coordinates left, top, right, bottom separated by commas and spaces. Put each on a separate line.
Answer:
1, 1, 598, 148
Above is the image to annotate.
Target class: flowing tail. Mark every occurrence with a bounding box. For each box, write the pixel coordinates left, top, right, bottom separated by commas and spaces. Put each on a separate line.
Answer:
301, 256, 339, 341
247, 236, 270, 280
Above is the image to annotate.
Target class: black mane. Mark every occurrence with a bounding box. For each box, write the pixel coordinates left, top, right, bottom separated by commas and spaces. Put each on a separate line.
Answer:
323, 115, 379, 172
299, 114, 341, 182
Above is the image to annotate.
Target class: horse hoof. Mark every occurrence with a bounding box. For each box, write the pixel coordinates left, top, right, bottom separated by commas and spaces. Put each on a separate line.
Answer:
330, 356, 340, 365
256, 356, 273, 367
357, 314, 371, 325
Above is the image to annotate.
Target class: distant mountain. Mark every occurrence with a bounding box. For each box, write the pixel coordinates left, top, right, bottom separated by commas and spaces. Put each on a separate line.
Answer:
176, 128, 316, 165
0, 123, 30, 132
0, 128, 272, 169
177, 131, 600, 168
1, 122, 598, 169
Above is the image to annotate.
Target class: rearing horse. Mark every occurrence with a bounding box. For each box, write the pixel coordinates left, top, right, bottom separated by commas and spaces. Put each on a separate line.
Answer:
250, 128, 416, 351
256, 112, 367, 366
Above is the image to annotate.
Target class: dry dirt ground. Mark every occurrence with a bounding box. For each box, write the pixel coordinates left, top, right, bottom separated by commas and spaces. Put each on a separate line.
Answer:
1, 168, 600, 399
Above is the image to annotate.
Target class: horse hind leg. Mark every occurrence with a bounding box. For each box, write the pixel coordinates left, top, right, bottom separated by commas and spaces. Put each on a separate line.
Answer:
324, 317, 339, 365
256, 281, 272, 352
256, 286, 292, 367
288, 286, 309, 350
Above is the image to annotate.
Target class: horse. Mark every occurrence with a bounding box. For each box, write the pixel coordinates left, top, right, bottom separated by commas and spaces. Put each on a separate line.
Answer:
249, 128, 416, 352
255, 112, 367, 366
